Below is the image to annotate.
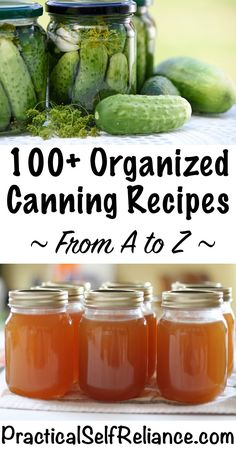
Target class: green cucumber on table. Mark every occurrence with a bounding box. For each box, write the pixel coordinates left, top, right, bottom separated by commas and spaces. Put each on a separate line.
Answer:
95, 94, 192, 135
155, 56, 236, 113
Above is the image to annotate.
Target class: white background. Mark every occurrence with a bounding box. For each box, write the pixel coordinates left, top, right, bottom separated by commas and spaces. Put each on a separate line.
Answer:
0, 144, 235, 263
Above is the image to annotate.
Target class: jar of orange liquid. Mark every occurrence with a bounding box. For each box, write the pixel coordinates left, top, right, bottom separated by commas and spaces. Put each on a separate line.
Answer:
157, 290, 227, 404
41, 282, 85, 383
102, 281, 157, 380
173, 282, 235, 378
220, 288, 235, 377
150, 295, 163, 321
79, 289, 148, 401
5, 289, 73, 399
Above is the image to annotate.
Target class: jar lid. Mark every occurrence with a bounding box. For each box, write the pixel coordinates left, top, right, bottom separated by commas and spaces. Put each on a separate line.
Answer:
0, 2, 43, 20
162, 289, 223, 309
102, 281, 153, 301
41, 282, 84, 301
171, 281, 222, 290
9, 289, 68, 309
46, 0, 136, 16
85, 289, 143, 308
71, 280, 91, 292
172, 283, 232, 303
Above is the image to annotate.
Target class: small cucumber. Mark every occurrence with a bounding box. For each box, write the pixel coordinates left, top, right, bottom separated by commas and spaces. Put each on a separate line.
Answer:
155, 57, 236, 113
50, 51, 80, 104
17, 25, 47, 104
95, 94, 192, 135
72, 43, 108, 111
106, 53, 128, 93
0, 81, 11, 131
0, 38, 36, 121
141, 75, 180, 96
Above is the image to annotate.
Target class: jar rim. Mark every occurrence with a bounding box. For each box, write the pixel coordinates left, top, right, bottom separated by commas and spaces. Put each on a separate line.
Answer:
171, 282, 232, 302
102, 281, 153, 301
41, 282, 85, 299
46, 1, 136, 16
0, 2, 43, 20
162, 289, 223, 309
9, 289, 68, 309
85, 289, 143, 309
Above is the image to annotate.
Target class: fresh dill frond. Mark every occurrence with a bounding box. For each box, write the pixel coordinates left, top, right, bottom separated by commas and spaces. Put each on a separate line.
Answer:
26, 105, 100, 139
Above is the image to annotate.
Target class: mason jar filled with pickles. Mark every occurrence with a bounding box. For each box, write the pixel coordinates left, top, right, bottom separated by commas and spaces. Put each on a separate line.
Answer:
46, 0, 137, 112
132, 0, 156, 91
0, 2, 47, 134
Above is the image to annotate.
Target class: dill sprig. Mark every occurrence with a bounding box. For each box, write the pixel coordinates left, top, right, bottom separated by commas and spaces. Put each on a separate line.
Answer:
27, 105, 99, 139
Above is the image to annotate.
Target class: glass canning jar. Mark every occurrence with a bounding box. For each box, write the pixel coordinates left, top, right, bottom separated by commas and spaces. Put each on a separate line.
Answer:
157, 290, 227, 404
40, 282, 85, 384
220, 288, 235, 377
173, 282, 235, 378
132, 0, 156, 91
79, 289, 148, 401
150, 295, 162, 321
5, 289, 73, 399
0, 2, 47, 134
102, 281, 157, 380
46, 0, 137, 112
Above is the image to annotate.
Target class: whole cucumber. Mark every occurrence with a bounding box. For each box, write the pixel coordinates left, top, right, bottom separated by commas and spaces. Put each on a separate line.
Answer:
72, 43, 108, 111
106, 53, 128, 93
0, 81, 11, 131
155, 57, 236, 113
95, 94, 192, 135
0, 38, 36, 121
141, 75, 180, 96
17, 25, 47, 104
50, 51, 80, 104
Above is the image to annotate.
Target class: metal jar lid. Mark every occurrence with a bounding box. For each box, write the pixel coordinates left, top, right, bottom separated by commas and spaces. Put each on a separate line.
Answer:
162, 289, 223, 309
71, 280, 91, 292
172, 282, 232, 303
85, 289, 143, 309
102, 281, 153, 301
172, 281, 222, 290
0, 2, 43, 20
9, 289, 68, 309
46, 1, 136, 16
41, 282, 84, 302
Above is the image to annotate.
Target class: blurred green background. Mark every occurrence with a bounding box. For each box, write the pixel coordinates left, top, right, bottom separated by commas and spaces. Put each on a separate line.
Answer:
38, 0, 236, 82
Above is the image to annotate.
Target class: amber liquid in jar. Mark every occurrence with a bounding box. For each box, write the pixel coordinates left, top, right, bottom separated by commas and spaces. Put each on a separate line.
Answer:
5, 311, 73, 399
223, 310, 235, 377
142, 309, 157, 379
68, 306, 84, 383
79, 315, 147, 401
157, 316, 227, 404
